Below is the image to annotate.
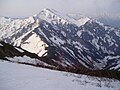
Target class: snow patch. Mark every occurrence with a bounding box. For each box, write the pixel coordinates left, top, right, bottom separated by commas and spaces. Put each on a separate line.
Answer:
0, 43, 3, 46
15, 47, 24, 53
77, 30, 82, 37
20, 32, 48, 57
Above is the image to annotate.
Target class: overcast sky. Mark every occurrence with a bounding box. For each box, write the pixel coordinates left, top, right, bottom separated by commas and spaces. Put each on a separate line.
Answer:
0, 0, 120, 18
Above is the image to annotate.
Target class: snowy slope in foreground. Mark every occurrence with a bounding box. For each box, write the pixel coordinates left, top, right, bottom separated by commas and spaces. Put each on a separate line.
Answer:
0, 61, 120, 90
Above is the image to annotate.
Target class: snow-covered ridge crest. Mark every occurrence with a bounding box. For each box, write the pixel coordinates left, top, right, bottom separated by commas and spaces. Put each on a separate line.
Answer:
35, 8, 91, 26
67, 13, 91, 26
73, 17, 90, 26
0, 15, 39, 42
0, 8, 91, 30
0, 15, 44, 56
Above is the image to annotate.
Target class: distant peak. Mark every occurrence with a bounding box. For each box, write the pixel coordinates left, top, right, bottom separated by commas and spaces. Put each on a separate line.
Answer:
36, 8, 55, 17
67, 13, 90, 20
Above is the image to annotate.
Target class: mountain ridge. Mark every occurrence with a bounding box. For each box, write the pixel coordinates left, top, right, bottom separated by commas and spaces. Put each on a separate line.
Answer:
0, 8, 120, 71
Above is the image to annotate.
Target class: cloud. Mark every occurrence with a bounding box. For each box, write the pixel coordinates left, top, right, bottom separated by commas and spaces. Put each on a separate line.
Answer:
0, 0, 120, 17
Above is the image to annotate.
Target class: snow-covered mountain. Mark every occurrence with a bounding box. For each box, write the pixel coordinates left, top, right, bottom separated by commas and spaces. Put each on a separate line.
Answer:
0, 8, 120, 71
67, 13, 120, 28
